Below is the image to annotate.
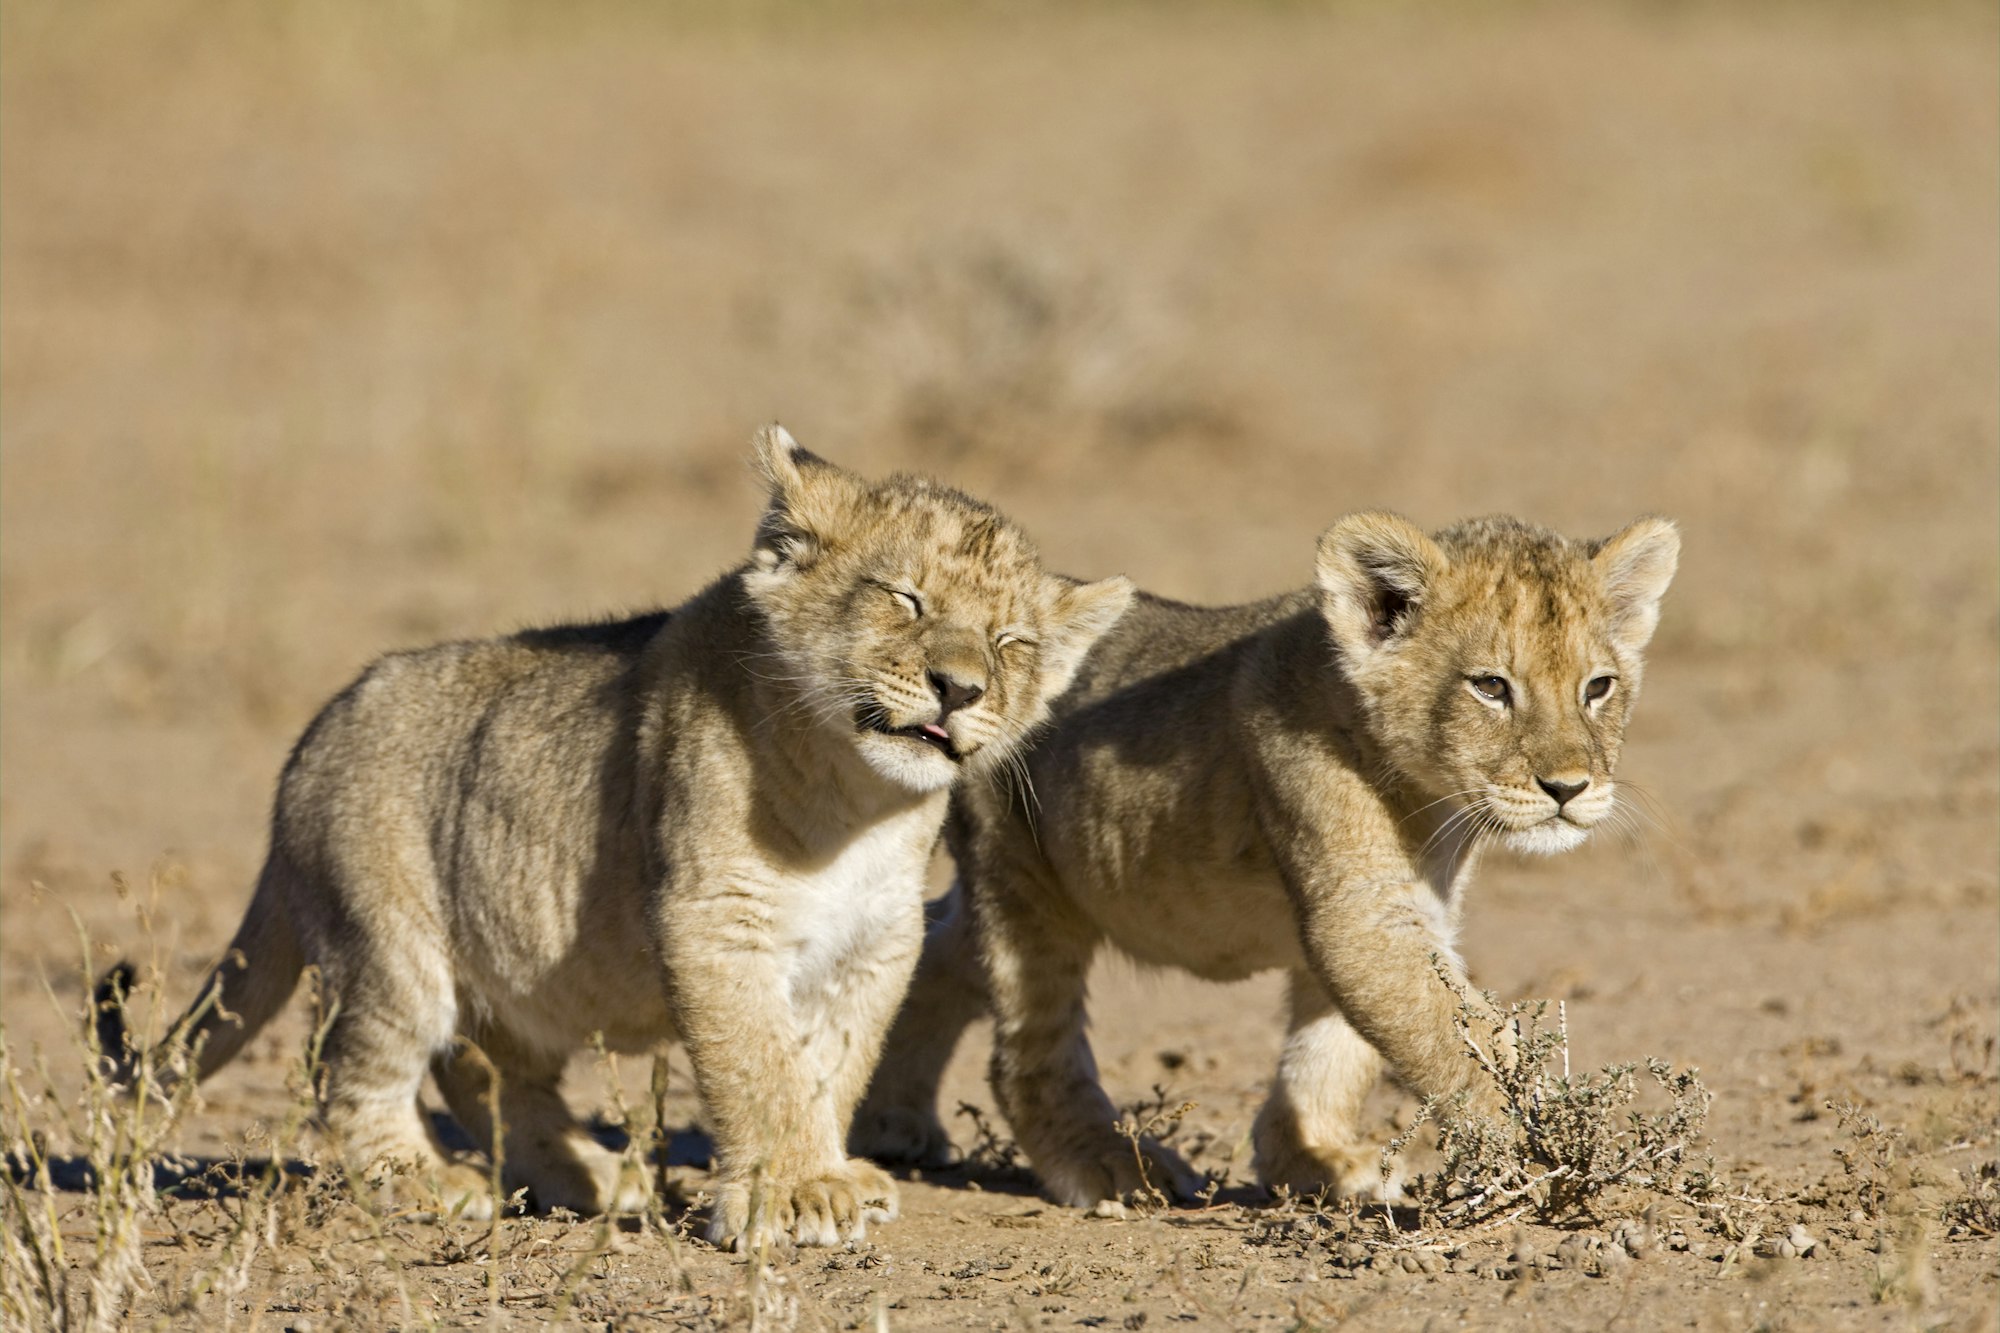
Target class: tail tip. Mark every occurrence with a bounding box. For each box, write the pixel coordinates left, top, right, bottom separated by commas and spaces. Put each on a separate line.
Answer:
92, 961, 139, 1077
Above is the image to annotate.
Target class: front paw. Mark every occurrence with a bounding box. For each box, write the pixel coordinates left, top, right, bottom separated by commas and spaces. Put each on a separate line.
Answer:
705, 1159, 900, 1252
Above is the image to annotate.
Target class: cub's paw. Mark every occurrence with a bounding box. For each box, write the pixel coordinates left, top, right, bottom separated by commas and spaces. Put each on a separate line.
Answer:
1030, 1133, 1206, 1213
849, 1104, 959, 1169
520, 1143, 654, 1217
370, 1159, 501, 1222
706, 1159, 900, 1252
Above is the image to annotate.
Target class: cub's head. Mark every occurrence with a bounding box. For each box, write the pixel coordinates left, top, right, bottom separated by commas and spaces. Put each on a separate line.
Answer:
741, 426, 1133, 793
1317, 511, 1679, 856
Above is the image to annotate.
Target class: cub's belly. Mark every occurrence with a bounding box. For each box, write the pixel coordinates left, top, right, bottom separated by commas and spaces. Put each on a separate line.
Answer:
1068, 854, 1306, 981
453, 903, 675, 1055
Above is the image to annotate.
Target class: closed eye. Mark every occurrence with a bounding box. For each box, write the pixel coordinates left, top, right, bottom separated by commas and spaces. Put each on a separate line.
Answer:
884, 586, 923, 617
995, 630, 1036, 651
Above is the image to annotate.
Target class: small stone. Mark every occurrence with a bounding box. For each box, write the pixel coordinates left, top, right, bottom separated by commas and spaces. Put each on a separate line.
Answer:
1416, 1251, 1444, 1275
1397, 1251, 1423, 1273
1554, 1233, 1595, 1271
1685, 1240, 1708, 1260
1334, 1242, 1369, 1269
1596, 1244, 1632, 1276
1847, 1210, 1868, 1224
1666, 1231, 1691, 1252
1611, 1217, 1652, 1258
1785, 1224, 1816, 1259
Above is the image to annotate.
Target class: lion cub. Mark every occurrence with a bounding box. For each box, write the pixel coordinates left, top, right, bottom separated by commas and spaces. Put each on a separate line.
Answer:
854, 513, 1678, 1208
100, 428, 1132, 1250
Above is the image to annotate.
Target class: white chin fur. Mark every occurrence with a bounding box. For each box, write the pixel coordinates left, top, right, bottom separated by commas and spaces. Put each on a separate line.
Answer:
1502, 821, 1590, 856
856, 734, 961, 792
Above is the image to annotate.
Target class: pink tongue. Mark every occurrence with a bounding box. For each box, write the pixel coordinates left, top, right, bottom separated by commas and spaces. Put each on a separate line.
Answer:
921, 723, 950, 742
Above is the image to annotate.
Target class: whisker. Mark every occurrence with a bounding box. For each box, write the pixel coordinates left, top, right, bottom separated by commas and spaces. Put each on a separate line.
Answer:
1398, 789, 1490, 827
1419, 799, 1491, 864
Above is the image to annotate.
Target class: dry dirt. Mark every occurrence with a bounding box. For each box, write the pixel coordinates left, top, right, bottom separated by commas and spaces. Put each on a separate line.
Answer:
3, 3, 1996, 1329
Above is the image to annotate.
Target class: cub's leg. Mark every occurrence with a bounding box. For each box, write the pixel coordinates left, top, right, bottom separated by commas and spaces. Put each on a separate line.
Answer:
979, 872, 1203, 1210
1299, 878, 1512, 1119
665, 881, 898, 1252
775, 905, 928, 1232
851, 885, 989, 1167
314, 948, 491, 1220
431, 1028, 650, 1216
1251, 970, 1395, 1201
807, 904, 924, 1141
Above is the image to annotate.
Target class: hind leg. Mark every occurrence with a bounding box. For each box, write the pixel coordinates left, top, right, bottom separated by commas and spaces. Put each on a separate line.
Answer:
432, 1030, 649, 1216
316, 967, 492, 1220
980, 871, 1202, 1210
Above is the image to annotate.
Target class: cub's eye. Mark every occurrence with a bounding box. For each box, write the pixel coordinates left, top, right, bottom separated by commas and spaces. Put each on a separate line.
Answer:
887, 588, 923, 618
995, 631, 1034, 651
1469, 675, 1511, 705
1584, 675, 1616, 704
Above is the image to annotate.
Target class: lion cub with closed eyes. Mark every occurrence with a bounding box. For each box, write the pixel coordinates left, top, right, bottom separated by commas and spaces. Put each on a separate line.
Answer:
855, 512, 1678, 1210
98, 428, 1132, 1251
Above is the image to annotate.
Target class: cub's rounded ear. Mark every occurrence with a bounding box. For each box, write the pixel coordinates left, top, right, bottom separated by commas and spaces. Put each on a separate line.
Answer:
1592, 516, 1680, 653
1038, 574, 1136, 699
747, 424, 863, 573
1316, 512, 1448, 658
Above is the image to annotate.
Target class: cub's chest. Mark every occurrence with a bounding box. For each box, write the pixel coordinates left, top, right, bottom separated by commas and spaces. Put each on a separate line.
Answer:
775, 818, 933, 997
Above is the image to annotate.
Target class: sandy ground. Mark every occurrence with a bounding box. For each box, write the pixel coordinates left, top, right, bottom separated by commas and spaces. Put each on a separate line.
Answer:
2, 2, 1996, 1328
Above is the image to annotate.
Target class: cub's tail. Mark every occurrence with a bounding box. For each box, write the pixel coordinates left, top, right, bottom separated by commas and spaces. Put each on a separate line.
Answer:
94, 861, 305, 1092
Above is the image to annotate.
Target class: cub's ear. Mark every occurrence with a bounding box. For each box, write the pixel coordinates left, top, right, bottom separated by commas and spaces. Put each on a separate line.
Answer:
1038, 574, 1136, 699
1592, 516, 1679, 654
749, 424, 865, 572
1316, 512, 1448, 659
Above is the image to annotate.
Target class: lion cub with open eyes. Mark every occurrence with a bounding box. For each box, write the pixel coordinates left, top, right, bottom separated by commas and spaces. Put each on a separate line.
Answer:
98, 428, 1132, 1251
854, 512, 1679, 1209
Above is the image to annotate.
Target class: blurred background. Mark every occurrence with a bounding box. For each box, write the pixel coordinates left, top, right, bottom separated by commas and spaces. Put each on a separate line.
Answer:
1, 0, 1994, 1218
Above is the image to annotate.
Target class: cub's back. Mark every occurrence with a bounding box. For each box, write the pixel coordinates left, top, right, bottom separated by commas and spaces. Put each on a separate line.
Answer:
276, 611, 672, 836
1051, 588, 1312, 716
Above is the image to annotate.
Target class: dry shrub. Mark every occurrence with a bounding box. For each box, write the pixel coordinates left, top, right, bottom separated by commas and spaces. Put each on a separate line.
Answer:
1938, 1160, 1999, 1240
1386, 973, 1717, 1229
1, 919, 215, 1331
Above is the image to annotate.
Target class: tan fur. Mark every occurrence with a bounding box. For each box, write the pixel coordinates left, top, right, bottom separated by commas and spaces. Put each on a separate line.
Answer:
100, 428, 1133, 1251
854, 513, 1678, 1208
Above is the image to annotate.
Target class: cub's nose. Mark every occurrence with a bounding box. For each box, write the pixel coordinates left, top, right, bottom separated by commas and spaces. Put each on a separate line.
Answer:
928, 670, 985, 715
1537, 775, 1590, 808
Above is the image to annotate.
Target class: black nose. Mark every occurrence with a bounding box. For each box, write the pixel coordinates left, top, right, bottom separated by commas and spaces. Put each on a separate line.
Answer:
1537, 776, 1590, 807
928, 671, 985, 714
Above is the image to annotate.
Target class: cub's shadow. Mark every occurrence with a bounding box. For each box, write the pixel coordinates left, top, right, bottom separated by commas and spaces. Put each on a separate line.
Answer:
9, 1119, 1292, 1225
5, 1114, 718, 1210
